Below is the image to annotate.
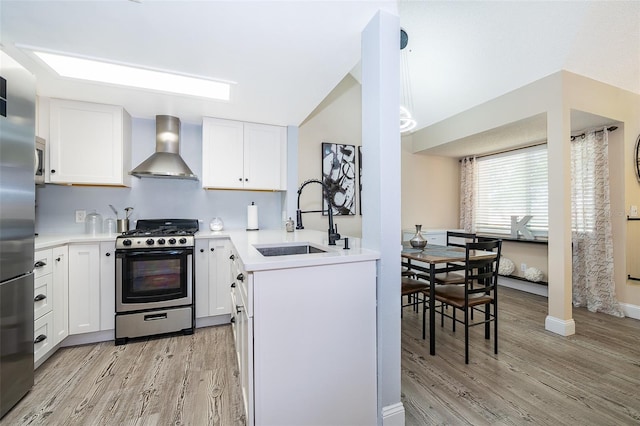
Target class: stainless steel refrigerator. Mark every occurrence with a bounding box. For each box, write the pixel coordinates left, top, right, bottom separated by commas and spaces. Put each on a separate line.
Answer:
0, 50, 36, 418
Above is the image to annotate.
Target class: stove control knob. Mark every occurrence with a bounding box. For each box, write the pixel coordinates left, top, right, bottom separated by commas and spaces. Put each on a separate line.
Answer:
122, 239, 132, 246
146, 239, 155, 246
168, 238, 177, 245
179, 237, 187, 244
157, 238, 166, 245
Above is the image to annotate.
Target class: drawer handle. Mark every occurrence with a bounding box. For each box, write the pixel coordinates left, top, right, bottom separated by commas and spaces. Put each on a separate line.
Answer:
34, 260, 46, 268
236, 273, 244, 282
34, 334, 47, 344
56, 257, 61, 262
231, 282, 236, 288
230, 317, 236, 324
34, 294, 47, 302
236, 305, 243, 314
144, 313, 167, 321
229, 254, 235, 260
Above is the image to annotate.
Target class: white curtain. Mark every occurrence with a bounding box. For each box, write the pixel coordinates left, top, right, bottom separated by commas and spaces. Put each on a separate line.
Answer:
459, 157, 476, 232
570, 127, 624, 317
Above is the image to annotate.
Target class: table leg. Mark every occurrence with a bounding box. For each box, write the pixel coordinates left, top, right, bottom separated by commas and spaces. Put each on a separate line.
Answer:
429, 262, 436, 355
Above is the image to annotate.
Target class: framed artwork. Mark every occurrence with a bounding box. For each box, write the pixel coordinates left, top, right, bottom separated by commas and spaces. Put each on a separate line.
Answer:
321, 142, 356, 215
358, 146, 362, 215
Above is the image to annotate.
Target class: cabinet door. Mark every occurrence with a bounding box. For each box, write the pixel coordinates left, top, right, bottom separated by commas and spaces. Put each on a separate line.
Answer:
49, 99, 131, 186
68, 244, 101, 334
209, 239, 231, 316
34, 274, 53, 320
34, 311, 54, 365
99, 241, 116, 331
194, 239, 210, 318
202, 117, 244, 189
52, 245, 69, 345
243, 123, 286, 191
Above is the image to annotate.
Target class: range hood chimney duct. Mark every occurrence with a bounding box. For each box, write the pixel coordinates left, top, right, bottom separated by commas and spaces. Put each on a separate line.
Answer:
130, 115, 198, 180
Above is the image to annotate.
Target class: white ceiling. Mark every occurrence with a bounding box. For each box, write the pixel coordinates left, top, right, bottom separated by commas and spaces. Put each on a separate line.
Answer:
1, 0, 638, 141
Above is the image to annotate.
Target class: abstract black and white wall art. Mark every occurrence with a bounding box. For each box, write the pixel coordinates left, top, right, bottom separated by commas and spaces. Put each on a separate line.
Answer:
358, 146, 363, 215
321, 142, 356, 215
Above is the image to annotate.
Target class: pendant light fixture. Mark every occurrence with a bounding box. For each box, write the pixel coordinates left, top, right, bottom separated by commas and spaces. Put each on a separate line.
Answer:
400, 28, 417, 133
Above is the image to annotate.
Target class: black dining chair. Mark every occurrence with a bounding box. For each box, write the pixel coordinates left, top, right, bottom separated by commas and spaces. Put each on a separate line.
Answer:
433, 239, 501, 364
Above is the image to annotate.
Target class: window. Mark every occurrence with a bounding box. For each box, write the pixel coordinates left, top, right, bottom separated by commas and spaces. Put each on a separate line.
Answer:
475, 145, 548, 236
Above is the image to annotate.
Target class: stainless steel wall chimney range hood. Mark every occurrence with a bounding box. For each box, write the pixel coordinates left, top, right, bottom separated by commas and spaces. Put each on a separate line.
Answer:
130, 115, 198, 180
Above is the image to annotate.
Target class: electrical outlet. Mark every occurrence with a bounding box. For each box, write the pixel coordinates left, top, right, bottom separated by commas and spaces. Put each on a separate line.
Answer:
520, 263, 527, 273
75, 210, 86, 223
631, 205, 638, 217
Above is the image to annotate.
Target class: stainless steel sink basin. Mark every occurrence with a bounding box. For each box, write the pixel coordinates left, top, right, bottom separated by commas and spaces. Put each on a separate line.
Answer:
254, 243, 327, 257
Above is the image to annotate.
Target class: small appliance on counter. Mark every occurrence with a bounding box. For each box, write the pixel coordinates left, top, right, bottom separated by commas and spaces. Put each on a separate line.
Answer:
114, 219, 197, 345
209, 217, 224, 231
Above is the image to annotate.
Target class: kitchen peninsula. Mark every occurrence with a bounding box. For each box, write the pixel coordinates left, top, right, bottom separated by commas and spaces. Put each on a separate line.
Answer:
34, 228, 379, 426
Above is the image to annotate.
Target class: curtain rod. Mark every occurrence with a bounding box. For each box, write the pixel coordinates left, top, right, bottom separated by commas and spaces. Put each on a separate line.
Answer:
459, 141, 547, 162
458, 125, 619, 162
570, 125, 618, 141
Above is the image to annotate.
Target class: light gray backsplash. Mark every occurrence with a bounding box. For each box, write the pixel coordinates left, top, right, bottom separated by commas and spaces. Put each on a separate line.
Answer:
36, 118, 285, 234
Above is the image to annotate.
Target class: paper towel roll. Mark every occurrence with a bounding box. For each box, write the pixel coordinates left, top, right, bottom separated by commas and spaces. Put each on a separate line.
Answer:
247, 202, 259, 230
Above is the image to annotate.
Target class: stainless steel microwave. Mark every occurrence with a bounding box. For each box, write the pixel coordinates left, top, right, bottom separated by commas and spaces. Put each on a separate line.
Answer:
35, 136, 45, 185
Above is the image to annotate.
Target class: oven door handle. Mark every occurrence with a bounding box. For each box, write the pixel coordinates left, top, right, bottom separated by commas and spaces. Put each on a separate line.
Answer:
117, 249, 188, 257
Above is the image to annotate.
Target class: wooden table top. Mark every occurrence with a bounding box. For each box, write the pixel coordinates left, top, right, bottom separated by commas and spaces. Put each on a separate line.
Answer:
401, 244, 497, 264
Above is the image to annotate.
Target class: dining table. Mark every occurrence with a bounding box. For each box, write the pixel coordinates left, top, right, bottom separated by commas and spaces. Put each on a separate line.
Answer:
401, 243, 498, 355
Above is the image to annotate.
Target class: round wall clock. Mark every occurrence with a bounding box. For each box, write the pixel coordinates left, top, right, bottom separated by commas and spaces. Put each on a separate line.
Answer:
635, 134, 640, 182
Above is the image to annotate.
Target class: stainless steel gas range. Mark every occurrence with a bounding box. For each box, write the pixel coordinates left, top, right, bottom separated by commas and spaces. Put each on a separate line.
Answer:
114, 219, 197, 345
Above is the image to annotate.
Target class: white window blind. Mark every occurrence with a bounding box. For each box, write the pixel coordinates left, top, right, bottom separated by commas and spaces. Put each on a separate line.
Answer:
475, 145, 548, 236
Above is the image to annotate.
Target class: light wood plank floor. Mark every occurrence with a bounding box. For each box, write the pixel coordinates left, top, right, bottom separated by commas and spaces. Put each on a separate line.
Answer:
402, 286, 640, 425
1, 325, 245, 426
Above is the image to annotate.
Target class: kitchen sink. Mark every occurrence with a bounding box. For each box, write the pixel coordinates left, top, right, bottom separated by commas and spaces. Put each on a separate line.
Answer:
254, 243, 327, 257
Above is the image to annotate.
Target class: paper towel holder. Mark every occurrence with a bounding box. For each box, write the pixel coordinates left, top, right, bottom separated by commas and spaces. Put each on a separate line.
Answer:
247, 201, 259, 231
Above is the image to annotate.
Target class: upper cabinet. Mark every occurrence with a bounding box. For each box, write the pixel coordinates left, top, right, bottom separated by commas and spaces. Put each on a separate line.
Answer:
202, 117, 286, 191
49, 99, 132, 186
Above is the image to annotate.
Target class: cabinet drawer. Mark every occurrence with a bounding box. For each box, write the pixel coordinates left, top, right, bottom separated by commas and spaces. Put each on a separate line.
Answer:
34, 248, 53, 278
34, 310, 54, 364
34, 274, 53, 319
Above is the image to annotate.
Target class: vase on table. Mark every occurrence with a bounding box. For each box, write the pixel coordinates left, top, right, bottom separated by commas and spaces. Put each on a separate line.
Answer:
410, 224, 427, 249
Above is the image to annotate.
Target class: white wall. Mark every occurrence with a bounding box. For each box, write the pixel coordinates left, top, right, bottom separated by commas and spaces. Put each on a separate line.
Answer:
298, 75, 363, 238
36, 118, 285, 234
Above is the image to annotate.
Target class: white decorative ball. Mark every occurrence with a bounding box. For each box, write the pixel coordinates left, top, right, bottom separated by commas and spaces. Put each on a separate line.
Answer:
524, 267, 544, 282
498, 257, 515, 276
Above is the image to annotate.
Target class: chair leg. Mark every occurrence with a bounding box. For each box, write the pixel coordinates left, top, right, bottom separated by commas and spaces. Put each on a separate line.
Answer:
494, 300, 498, 355
452, 308, 456, 333
485, 304, 490, 339
422, 297, 427, 340
464, 305, 469, 364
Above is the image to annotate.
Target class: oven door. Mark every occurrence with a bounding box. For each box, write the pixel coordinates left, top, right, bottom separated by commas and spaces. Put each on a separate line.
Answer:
116, 248, 193, 313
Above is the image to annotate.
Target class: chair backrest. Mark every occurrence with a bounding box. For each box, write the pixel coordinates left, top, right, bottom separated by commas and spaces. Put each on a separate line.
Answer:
447, 231, 476, 248
464, 239, 502, 292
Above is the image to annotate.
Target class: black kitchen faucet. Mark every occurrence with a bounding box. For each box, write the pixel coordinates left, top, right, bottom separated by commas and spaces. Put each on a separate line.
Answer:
295, 179, 342, 245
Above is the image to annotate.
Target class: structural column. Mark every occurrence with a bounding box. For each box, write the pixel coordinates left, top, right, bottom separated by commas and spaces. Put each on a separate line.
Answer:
361, 10, 405, 425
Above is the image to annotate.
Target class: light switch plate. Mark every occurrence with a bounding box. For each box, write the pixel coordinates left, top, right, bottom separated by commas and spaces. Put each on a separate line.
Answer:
631, 205, 638, 217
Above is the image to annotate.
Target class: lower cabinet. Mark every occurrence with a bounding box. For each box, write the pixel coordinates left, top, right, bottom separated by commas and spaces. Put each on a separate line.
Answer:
195, 238, 231, 319
68, 243, 115, 335
34, 245, 69, 366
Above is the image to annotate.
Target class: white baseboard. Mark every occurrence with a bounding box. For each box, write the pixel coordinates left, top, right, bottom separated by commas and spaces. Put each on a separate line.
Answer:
381, 402, 405, 426
498, 276, 548, 297
196, 314, 231, 328
61, 330, 115, 347
545, 315, 576, 336
621, 302, 640, 320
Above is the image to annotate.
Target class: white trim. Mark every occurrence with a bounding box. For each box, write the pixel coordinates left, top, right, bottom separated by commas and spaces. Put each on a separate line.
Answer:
196, 314, 231, 329
61, 330, 115, 347
620, 302, 640, 320
381, 402, 405, 426
498, 276, 548, 297
545, 315, 576, 336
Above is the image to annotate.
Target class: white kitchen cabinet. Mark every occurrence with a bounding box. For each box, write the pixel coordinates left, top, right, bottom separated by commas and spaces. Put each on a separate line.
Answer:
231, 253, 377, 425
68, 244, 101, 334
52, 245, 69, 345
49, 99, 132, 186
202, 117, 286, 191
33, 246, 68, 366
99, 241, 116, 331
195, 238, 231, 318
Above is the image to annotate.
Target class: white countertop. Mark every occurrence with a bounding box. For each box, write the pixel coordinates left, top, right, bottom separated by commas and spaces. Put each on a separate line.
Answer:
36, 229, 380, 272
220, 229, 379, 272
